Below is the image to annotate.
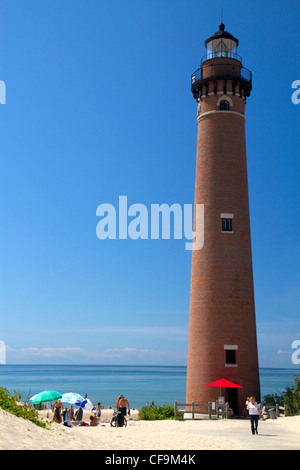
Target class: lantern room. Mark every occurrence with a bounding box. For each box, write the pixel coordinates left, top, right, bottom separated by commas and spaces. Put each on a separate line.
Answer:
204, 23, 239, 61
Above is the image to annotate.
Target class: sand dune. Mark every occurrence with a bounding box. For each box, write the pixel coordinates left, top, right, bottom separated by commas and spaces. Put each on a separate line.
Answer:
1, 407, 300, 450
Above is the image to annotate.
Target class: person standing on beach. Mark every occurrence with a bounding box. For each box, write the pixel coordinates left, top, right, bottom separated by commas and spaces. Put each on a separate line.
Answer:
96, 402, 102, 419
69, 405, 75, 421
116, 395, 130, 416
53, 400, 63, 423
244, 397, 250, 417
247, 397, 260, 435
62, 407, 68, 422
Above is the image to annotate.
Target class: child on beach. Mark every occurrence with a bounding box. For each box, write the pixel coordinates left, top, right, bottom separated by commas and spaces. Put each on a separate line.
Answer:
96, 402, 102, 418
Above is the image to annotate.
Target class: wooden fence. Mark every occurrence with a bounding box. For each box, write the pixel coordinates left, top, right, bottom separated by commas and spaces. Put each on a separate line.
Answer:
175, 401, 288, 420
259, 403, 287, 419
174, 401, 230, 420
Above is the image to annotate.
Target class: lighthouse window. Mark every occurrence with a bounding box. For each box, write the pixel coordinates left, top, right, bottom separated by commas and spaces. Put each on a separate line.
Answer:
220, 100, 230, 111
222, 218, 232, 232
225, 350, 236, 365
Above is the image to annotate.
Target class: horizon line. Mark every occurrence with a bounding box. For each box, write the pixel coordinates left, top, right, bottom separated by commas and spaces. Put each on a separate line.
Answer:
1, 363, 299, 371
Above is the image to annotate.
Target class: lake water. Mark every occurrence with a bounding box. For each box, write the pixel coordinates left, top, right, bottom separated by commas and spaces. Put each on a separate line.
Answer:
0, 365, 299, 409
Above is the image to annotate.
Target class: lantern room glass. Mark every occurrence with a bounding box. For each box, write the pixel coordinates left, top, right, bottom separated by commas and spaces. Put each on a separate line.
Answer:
206, 38, 238, 60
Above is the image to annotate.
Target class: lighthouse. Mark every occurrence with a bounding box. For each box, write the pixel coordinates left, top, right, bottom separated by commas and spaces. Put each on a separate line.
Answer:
186, 24, 260, 414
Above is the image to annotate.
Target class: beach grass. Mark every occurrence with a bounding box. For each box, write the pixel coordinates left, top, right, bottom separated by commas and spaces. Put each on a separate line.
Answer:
138, 404, 182, 420
0, 387, 49, 429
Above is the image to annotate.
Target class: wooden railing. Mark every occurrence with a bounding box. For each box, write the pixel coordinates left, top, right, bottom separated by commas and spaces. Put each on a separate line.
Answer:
175, 401, 288, 420
174, 401, 230, 420
259, 403, 288, 419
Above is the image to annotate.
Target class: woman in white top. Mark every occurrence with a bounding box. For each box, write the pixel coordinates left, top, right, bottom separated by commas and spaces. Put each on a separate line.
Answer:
247, 397, 260, 435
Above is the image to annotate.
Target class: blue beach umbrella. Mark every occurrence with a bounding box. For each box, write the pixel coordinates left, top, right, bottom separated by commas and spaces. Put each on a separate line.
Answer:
61, 393, 85, 405
75, 398, 94, 410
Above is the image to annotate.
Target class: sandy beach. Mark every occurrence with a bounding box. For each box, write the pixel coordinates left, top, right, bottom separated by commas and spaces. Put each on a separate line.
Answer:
1, 407, 300, 451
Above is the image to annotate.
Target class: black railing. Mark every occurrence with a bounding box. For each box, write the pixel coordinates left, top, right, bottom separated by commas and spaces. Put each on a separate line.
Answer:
191, 68, 202, 82
240, 67, 252, 83
201, 51, 243, 63
191, 66, 252, 86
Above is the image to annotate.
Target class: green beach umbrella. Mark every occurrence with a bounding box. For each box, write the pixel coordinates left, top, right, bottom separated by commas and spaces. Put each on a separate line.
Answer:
30, 390, 62, 404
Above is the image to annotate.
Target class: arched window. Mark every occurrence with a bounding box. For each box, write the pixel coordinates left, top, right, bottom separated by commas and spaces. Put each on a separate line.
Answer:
220, 100, 230, 111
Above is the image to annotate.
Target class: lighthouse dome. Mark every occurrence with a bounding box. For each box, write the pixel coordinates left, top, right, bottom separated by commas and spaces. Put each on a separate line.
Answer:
204, 23, 239, 60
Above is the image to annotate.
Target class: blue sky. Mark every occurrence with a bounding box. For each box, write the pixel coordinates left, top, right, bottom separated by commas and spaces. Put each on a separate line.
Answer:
0, 0, 299, 367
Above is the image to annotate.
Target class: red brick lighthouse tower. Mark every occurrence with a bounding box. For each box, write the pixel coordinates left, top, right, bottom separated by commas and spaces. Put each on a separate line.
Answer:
186, 24, 260, 414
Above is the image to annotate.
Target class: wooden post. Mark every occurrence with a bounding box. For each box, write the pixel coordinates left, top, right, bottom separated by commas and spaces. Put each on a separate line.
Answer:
216, 400, 219, 419
208, 402, 212, 419
174, 401, 177, 420
225, 402, 229, 419
284, 405, 288, 417
276, 403, 279, 417
192, 401, 195, 420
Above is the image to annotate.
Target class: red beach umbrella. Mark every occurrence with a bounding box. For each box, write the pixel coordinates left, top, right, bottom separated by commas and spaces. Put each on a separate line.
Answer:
205, 378, 243, 399
205, 378, 243, 388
